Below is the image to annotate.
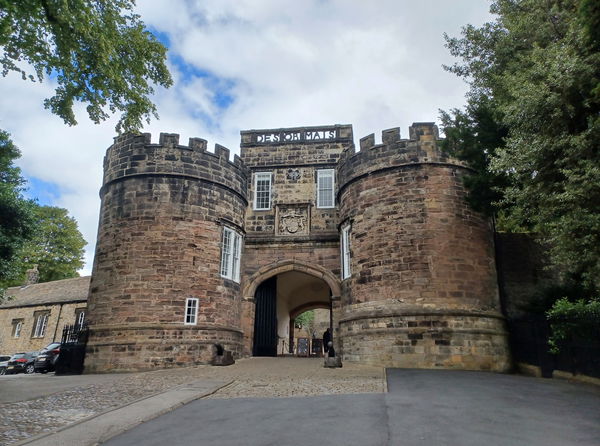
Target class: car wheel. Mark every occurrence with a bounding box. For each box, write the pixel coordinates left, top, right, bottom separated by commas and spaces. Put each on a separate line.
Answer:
40, 370, 48, 374
25, 364, 35, 374
0, 367, 5, 375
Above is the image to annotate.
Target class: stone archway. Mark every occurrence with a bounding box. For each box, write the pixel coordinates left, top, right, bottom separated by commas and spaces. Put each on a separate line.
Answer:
243, 260, 341, 300
241, 260, 341, 356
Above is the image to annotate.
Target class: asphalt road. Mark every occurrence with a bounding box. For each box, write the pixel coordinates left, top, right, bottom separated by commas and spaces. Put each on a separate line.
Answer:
102, 369, 600, 446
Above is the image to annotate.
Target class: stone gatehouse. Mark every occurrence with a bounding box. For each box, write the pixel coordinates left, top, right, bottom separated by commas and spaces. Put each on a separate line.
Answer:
84, 122, 511, 373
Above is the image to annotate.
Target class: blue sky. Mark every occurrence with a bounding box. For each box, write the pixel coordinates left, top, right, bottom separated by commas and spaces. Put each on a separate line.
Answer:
0, 0, 492, 274
24, 177, 61, 206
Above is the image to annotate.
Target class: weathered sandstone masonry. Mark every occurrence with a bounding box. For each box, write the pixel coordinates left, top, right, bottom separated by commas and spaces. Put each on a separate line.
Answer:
85, 122, 510, 372
239, 126, 353, 356
337, 123, 510, 370
86, 133, 247, 372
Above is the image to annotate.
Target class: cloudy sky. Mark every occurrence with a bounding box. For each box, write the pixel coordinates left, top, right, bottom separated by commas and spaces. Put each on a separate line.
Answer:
0, 0, 492, 275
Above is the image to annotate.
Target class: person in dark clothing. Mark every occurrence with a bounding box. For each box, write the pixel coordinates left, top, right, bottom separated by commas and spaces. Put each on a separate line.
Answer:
323, 328, 331, 354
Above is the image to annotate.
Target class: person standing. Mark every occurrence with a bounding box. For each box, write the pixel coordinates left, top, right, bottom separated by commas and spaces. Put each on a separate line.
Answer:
323, 328, 331, 354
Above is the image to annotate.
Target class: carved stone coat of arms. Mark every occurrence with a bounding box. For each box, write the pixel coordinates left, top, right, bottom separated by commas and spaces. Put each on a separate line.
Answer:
278, 207, 308, 235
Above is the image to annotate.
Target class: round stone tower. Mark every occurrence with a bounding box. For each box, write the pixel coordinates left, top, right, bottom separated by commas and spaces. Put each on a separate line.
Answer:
336, 123, 510, 371
85, 132, 247, 372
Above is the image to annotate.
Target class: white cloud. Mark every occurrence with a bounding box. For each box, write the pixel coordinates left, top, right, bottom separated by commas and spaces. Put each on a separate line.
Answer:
0, 0, 492, 276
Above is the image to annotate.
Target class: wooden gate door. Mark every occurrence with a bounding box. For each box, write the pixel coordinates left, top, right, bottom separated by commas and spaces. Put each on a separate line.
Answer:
253, 276, 278, 356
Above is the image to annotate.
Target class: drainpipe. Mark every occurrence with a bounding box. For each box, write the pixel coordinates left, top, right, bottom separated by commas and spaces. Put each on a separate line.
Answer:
52, 303, 64, 342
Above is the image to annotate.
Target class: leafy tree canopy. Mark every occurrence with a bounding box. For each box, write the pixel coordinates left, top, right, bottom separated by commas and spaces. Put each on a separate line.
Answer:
0, 0, 173, 132
0, 130, 35, 286
442, 0, 600, 291
547, 297, 600, 353
8, 205, 87, 285
295, 310, 315, 332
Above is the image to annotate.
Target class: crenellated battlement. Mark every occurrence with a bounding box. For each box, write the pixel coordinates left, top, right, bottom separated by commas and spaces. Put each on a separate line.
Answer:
337, 122, 464, 192
108, 132, 244, 165
102, 132, 248, 200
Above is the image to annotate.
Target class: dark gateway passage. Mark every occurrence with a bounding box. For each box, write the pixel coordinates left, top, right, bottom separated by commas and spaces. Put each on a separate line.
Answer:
253, 277, 277, 356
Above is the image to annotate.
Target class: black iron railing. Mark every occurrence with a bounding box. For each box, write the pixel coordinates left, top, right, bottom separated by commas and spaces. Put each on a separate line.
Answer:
508, 315, 600, 378
61, 323, 89, 345
56, 323, 89, 375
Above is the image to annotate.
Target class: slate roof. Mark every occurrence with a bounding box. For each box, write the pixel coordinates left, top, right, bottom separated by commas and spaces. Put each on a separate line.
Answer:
0, 276, 90, 309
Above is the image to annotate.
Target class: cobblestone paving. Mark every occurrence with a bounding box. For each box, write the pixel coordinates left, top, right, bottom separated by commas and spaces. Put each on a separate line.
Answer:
0, 358, 383, 445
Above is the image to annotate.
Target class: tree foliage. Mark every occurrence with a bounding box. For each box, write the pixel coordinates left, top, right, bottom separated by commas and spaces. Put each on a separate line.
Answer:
295, 310, 315, 334
0, 0, 172, 132
0, 131, 35, 286
10, 205, 86, 284
442, 0, 600, 290
439, 97, 508, 218
546, 297, 600, 353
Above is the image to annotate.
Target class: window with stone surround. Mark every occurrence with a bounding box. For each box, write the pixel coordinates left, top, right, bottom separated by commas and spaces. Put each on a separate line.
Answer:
75, 308, 86, 326
31, 311, 50, 338
12, 319, 23, 338
317, 169, 335, 208
341, 224, 351, 279
253, 172, 272, 210
220, 227, 242, 282
184, 298, 199, 325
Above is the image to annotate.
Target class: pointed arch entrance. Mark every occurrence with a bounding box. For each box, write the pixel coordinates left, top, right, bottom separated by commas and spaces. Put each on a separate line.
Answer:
243, 260, 341, 357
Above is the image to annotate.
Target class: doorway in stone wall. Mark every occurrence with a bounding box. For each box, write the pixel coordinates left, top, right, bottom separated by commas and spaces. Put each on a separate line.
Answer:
252, 270, 333, 357
253, 276, 278, 356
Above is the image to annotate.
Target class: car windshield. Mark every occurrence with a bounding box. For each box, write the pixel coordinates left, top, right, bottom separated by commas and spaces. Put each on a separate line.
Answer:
11, 353, 26, 359
40, 343, 60, 353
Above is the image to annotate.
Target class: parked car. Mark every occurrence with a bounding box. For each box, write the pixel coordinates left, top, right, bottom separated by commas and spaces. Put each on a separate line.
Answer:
34, 342, 62, 374
5, 351, 39, 374
0, 355, 12, 375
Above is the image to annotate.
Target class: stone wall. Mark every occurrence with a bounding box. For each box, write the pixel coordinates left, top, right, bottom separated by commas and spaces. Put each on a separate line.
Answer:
85, 133, 248, 372
241, 125, 353, 237
0, 302, 85, 354
238, 125, 352, 355
336, 123, 510, 371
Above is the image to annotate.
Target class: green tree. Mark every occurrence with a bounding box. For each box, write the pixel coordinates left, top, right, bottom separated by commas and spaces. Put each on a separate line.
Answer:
442, 0, 600, 291
546, 297, 600, 353
0, 0, 172, 132
295, 310, 315, 335
0, 131, 35, 288
11, 205, 87, 284
439, 97, 508, 218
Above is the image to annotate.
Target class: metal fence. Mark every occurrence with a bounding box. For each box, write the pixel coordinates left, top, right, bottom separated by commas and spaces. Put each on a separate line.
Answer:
508, 315, 600, 378
61, 323, 89, 345
56, 323, 89, 375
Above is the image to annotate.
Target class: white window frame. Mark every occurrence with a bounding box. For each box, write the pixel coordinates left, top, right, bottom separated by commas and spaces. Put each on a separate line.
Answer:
184, 297, 199, 325
341, 225, 351, 279
220, 227, 242, 282
32, 312, 49, 338
76, 309, 85, 326
253, 172, 272, 210
12, 320, 22, 338
317, 169, 335, 208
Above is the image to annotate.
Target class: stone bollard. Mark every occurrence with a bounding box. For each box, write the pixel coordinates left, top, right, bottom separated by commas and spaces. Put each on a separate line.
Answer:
323, 341, 342, 368
324, 356, 342, 368
211, 344, 235, 366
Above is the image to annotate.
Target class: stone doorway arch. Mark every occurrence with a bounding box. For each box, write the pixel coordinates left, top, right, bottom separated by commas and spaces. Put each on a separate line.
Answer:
241, 260, 341, 357
243, 260, 341, 300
